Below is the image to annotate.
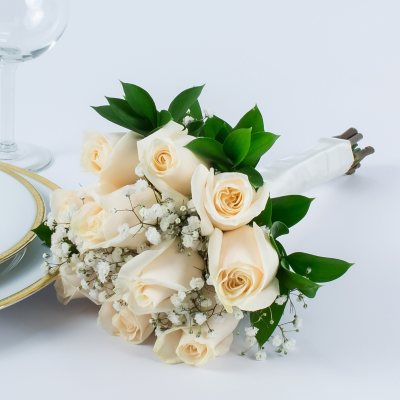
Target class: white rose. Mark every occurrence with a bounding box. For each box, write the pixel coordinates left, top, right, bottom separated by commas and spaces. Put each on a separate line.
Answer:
208, 223, 279, 312
98, 299, 153, 344
137, 121, 207, 201
81, 131, 141, 191
115, 238, 204, 315
54, 261, 85, 305
70, 184, 155, 251
50, 189, 87, 224
153, 311, 238, 365
191, 165, 269, 236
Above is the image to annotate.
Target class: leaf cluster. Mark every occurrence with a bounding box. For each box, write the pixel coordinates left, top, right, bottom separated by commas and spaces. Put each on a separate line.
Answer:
186, 106, 279, 188
250, 195, 353, 347
92, 82, 204, 136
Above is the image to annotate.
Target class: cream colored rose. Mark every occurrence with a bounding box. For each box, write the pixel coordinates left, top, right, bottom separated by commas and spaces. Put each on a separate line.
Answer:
116, 238, 204, 315
81, 132, 121, 173
98, 299, 153, 344
153, 311, 238, 365
54, 261, 85, 305
191, 165, 269, 236
137, 121, 207, 201
50, 189, 86, 224
208, 223, 279, 312
70, 184, 155, 251
81, 131, 141, 191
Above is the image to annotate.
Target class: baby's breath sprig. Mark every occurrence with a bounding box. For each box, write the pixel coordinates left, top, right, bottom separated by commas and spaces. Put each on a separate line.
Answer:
151, 279, 228, 338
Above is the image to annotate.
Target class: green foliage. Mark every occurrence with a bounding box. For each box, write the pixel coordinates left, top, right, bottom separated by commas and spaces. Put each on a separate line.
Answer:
237, 166, 264, 188
92, 82, 204, 136
254, 194, 313, 231
91, 105, 134, 131
287, 252, 353, 283
121, 82, 157, 126
223, 128, 252, 166
271, 195, 314, 228
240, 132, 279, 168
253, 197, 272, 227
93, 83, 278, 184
186, 120, 204, 136
185, 105, 278, 187
106, 97, 152, 134
168, 85, 204, 122
277, 268, 321, 298
185, 138, 232, 168
270, 221, 289, 239
235, 105, 264, 132
157, 110, 172, 126
201, 116, 232, 143
250, 210, 352, 345
252, 229, 354, 344
250, 287, 289, 347
188, 100, 203, 120
32, 222, 52, 247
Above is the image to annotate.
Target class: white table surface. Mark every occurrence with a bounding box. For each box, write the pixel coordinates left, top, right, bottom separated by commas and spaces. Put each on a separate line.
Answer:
1, 0, 399, 399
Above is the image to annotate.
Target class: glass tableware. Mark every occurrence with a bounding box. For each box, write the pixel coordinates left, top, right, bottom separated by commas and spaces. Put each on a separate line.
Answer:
0, 0, 68, 171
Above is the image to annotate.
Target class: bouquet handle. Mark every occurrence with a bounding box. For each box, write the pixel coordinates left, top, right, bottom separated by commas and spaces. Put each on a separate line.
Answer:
258, 128, 374, 197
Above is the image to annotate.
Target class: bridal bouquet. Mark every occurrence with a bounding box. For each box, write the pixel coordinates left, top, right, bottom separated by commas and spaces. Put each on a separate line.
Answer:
35, 82, 371, 365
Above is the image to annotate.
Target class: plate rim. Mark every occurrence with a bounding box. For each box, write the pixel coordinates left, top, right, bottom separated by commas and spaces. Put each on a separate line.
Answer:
0, 166, 46, 263
0, 162, 60, 310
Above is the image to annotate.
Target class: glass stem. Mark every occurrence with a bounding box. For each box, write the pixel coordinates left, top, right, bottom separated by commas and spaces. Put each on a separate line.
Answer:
0, 62, 18, 155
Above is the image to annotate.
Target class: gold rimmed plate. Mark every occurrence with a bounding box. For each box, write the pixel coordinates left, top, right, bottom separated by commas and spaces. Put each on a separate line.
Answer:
0, 162, 60, 310
0, 167, 45, 263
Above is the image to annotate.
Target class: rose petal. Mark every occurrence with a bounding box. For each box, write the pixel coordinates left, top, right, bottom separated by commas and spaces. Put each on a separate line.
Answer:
253, 222, 279, 287
238, 277, 280, 311
153, 328, 183, 364
208, 228, 223, 281
99, 132, 142, 190
191, 165, 214, 236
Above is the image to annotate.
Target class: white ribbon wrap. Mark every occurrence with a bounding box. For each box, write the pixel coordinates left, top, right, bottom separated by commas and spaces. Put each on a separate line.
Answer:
258, 138, 354, 197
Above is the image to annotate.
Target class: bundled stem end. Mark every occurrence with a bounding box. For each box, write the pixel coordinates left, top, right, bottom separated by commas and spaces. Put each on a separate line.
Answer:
334, 128, 375, 175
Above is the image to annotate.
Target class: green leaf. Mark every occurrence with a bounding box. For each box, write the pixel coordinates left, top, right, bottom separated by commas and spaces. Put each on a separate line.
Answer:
270, 221, 289, 239
203, 116, 225, 139
32, 222, 52, 247
280, 257, 290, 270
187, 120, 204, 136
185, 137, 231, 167
157, 109, 172, 127
250, 287, 288, 347
237, 166, 264, 188
189, 100, 203, 120
92, 105, 134, 131
253, 198, 272, 227
277, 268, 321, 298
215, 125, 231, 143
168, 85, 204, 122
235, 105, 264, 132
287, 252, 353, 283
201, 115, 233, 142
271, 195, 314, 228
241, 132, 279, 167
121, 82, 157, 126
107, 97, 152, 133
223, 128, 252, 166
275, 240, 288, 259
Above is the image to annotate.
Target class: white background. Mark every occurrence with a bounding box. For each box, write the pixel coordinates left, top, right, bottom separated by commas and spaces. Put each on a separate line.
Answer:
1, 0, 399, 399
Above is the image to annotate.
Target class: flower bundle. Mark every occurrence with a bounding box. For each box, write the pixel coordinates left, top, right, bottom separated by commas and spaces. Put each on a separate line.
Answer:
36, 82, 355, 365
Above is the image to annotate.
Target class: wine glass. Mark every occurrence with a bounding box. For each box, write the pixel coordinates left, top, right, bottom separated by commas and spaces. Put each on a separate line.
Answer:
0, 0, 68, 171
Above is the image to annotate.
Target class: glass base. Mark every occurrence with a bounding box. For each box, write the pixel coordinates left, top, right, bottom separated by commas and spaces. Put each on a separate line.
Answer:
0, 141, 53, 171
0, 248, 26, 278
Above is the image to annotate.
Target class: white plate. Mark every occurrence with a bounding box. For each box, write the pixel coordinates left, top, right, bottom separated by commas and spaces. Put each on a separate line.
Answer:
0, 167, 45, 263
0, 162, 60, 309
